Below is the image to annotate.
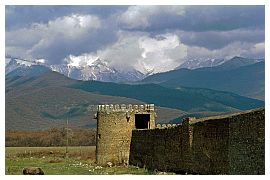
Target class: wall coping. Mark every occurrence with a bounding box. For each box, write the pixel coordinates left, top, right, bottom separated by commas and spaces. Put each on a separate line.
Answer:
189, 108, 264, 124
97, 104, 154, 112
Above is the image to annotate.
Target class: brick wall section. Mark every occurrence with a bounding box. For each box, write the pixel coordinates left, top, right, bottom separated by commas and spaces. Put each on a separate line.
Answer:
129, 108, 265, 174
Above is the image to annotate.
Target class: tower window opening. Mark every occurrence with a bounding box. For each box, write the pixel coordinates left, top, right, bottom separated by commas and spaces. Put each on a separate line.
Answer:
135, 114, 150, 129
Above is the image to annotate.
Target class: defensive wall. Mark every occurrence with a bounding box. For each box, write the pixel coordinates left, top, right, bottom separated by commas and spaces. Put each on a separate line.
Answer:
129, 108, 265, 174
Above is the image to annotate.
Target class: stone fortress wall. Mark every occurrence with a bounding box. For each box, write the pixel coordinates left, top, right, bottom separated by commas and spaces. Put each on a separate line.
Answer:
129, 108, 265, 174
95, 104, 265, 174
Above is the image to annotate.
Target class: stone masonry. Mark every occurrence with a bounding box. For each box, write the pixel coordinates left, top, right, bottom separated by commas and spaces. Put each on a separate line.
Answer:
95, 105, 264, 174
129, 108, 265, 174
95, 104, 155, 165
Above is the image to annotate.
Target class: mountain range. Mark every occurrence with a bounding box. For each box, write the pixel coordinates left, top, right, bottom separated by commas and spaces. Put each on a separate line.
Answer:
50, 59, 145, 82
142, 57, 265, 100
6, 56, 264, 84
177, 56, 263, 70
177, 58, 226, 69
5, 57, 145, 83
5, 57, 147, 82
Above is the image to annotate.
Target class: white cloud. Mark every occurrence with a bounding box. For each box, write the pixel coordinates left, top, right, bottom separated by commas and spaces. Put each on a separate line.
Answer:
36, 59, 46, 64
251, 42, 265, 56
118, 6, 185, 29
64, 54, 99, 68
6, 14, 102, 62
186, 41, 265, 60
66, 32, 188, 74
98, 32, 143, 70
43, 14, 101, 37
137, 34, 187, 73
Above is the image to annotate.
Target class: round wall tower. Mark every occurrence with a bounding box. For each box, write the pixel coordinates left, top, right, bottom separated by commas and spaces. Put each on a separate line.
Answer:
96, 104, 155, 165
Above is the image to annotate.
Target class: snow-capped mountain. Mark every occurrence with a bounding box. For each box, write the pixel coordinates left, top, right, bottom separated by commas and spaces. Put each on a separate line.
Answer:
177, 58, 226, 70
6, 56, 264, 83
5, 57, 48, 76
5, 57, 145, 82
50, 58, 145, 82
177, 57, 264, 70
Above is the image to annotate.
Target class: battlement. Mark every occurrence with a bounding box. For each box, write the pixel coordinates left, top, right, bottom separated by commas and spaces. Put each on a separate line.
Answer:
155, 123, 180, 129
97, 104, 154, 112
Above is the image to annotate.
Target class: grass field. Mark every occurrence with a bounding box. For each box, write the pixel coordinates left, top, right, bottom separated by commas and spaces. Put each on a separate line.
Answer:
6, 146, 173, 175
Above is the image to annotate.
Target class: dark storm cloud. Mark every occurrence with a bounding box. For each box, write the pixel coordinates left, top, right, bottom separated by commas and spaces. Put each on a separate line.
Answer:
6, 5, 128, 30
119, 6, 265, 32
177, 28, 265, 50
180, 6, 264, 31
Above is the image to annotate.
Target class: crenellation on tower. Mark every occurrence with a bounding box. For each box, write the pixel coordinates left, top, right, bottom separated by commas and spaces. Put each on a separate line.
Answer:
97, 104, 154, 112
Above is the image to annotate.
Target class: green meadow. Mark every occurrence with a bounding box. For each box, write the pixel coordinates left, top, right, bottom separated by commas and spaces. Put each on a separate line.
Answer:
5, 146, 173, 175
